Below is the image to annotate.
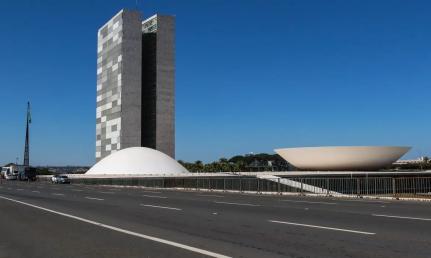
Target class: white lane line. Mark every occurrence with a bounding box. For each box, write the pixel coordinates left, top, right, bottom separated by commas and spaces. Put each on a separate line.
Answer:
198, 194, 225, 198
214, 201, 261, 207
16, 189, 24, 191
52, 193, 64, 196
335, 199, 389, 204
71, 189, 83, 192
269, 220, 375, 235
280, 199, 337, 205
372, 214, 431, 221
142, 191, 162, 194
32, 191, 40, 193
85, 197, 104, 201
140, 204, 182, 211
0, 195, 229, 258
0, 186, 3, 188
99, 191, 116, 194
142, 195, 167, 199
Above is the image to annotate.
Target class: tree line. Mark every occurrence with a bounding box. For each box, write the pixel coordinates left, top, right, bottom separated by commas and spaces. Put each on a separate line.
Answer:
178, 153, 290, 173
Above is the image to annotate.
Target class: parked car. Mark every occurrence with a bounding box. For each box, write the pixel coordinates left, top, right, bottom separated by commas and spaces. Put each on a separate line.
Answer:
51, 175, 70, 184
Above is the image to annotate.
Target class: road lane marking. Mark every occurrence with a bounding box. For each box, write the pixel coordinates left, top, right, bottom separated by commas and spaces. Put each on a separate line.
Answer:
280, 200, 337, 205
269, 220, 375, 235
99, 191, 115, 194
71, 189, 83, 192
198, 194, 225, 198
16, 189, 24, 191
372, 214, 431, 221
85, 197, 104, 201
334, 199, 389, 204
52, 193, 64, 196
214, 201, 261, 207
0, 195, 229, 258
32, 191, 40, 193
142, 191, 162, 194
142, 195, 167, 199
140, 204, 182, 211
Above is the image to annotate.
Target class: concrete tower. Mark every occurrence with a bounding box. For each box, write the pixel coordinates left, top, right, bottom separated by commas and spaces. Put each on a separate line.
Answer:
96, 9, 175, 162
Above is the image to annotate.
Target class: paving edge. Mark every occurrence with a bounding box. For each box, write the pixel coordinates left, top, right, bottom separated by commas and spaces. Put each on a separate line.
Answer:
76, 183, 431, 202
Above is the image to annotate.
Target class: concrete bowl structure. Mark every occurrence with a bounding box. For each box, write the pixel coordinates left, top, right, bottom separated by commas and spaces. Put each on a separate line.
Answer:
86, 147, 189, 176
274, 146, 411, 171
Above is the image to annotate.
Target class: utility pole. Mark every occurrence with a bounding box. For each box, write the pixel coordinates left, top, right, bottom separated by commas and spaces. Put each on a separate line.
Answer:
23, 102, 31, 167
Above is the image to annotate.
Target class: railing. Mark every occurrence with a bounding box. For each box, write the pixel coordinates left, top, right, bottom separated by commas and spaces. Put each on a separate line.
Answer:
41, 176, 431, 199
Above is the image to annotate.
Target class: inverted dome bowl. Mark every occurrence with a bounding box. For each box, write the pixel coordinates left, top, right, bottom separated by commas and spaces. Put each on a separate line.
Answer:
274, 146, 411, 171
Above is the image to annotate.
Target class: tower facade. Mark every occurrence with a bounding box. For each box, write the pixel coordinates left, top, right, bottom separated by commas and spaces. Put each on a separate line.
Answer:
96, 9, 175, 162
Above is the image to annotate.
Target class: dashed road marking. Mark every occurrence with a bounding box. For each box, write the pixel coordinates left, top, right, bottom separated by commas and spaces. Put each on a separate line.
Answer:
99, 191, 116, 194
142, 195, 167, 199
372, 214, 431, 221
85, 197, 104, 201
52, 193, 65, 196
142, 191, 162, 194
269, 220, 375, 235
140, 204, 182, 211
214, 201, 261, 207
198, 194, 225, 198
280, 199, 337, 205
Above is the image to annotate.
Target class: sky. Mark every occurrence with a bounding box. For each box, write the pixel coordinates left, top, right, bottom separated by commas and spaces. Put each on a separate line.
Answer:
0, 0, 430, 166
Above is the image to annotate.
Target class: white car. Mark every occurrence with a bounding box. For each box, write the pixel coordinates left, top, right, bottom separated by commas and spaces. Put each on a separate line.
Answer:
51, 175, 70, 184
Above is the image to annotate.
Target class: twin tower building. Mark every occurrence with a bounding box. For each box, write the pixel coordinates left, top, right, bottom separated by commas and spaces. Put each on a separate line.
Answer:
96, 9, 175, 162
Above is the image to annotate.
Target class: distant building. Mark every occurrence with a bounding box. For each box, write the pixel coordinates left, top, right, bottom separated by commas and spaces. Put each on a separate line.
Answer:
393, 157, 429, 165
96, 9, 175, 162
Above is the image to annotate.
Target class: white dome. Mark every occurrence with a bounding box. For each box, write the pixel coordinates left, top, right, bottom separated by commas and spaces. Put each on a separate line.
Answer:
87, 147, 189, 175
275, 146, 411, 171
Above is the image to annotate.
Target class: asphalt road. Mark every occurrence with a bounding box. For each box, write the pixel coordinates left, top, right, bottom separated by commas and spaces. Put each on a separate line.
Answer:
0, 179, 430, 258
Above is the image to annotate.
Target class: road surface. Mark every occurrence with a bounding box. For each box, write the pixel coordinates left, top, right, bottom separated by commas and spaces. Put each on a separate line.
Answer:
0, 180, 430, 258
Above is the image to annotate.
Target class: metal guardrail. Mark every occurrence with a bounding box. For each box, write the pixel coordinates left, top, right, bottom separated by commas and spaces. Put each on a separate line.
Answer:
39, 176, 431, 198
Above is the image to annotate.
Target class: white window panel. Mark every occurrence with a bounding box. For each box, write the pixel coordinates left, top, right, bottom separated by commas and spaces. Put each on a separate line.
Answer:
112, 63, 118, 71
113, 21, 119, 30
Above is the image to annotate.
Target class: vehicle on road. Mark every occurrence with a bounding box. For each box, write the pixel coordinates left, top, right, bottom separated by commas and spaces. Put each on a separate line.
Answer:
1, 166, 18, 180
51, 175, 70, 184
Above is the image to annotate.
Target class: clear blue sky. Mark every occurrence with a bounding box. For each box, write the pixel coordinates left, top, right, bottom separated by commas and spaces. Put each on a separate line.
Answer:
0, 0, 430, 166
